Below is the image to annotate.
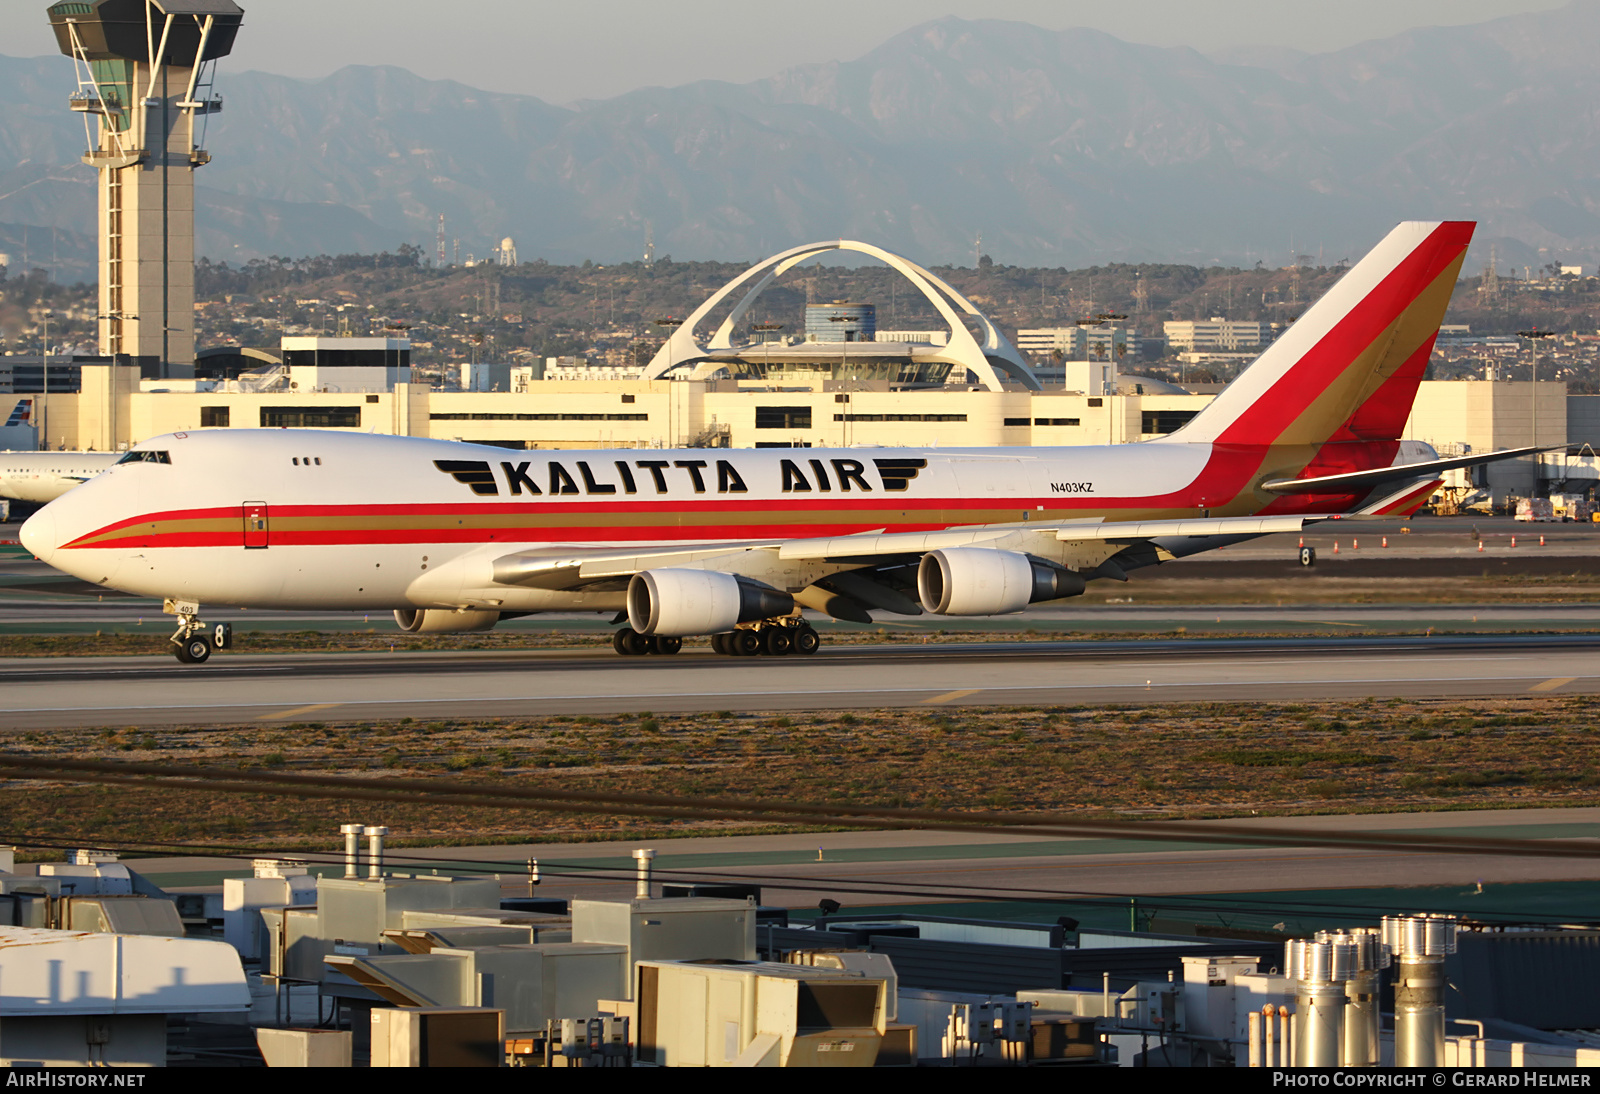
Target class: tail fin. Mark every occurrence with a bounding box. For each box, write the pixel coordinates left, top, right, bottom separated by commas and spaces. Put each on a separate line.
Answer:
4, 398, 32, 428
1172, 221, 1474, 447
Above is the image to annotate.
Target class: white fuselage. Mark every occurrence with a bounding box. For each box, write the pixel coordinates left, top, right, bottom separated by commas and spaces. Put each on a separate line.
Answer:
22, 429, 1234, 612
0, 452, 120, 505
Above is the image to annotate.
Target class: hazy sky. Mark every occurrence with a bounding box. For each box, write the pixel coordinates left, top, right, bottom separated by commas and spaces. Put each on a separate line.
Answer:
12, 0, 1572, 103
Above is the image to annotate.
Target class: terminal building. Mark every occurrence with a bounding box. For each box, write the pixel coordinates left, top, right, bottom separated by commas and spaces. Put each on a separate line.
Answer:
4, 238, 1597, 508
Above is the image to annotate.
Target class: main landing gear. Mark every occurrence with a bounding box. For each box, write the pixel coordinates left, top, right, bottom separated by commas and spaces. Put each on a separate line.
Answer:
710, 620, 820, 658
167, 604, 232, 665
610, 620, 822, 657
611, 628, 683, 656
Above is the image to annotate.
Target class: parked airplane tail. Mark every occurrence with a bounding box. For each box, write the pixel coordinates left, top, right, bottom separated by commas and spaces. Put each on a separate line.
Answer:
3, 398, 32, 428
1171, 220, 1474, 450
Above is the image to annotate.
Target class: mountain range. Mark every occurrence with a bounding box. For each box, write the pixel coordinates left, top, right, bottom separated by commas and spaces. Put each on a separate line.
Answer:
3, 3, 1600, 274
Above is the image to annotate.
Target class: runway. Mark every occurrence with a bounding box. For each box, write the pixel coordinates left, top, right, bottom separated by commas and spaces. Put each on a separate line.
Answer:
2, 633, 1598, 730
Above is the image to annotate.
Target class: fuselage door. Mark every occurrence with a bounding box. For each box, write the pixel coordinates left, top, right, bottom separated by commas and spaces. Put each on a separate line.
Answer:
243, 502, 269, 549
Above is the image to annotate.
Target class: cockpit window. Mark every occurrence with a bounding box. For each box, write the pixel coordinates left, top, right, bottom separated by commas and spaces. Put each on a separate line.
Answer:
116, 450, 171, 465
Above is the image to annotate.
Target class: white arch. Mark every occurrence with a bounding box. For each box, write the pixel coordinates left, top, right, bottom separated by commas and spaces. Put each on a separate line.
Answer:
642, 240, 1040, 391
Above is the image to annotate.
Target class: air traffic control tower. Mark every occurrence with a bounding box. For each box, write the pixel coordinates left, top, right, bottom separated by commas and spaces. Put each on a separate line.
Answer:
47, 1, 245, 369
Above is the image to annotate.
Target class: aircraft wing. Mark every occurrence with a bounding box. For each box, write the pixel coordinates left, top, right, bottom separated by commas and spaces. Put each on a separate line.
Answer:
776, 514, 1327, 561
489, 513, 1331, 591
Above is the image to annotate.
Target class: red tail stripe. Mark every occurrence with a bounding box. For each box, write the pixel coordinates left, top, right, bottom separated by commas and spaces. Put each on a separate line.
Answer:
1216, 221, 1472, 445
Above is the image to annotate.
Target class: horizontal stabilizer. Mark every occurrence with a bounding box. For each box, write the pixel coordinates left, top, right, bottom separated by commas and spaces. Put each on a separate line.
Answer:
1261, 447, 1543, 496
1355, 478, 1445, 517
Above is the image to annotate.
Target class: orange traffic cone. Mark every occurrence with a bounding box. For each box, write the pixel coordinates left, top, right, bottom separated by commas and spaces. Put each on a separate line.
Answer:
1511, 535, 1517, 547
1333, 542, 1340, 554
1382, 536, 1388, 547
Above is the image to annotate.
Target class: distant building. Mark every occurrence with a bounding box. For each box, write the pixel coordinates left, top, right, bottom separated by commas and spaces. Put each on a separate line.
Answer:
805, 303, 876, 343
459, 361, 513, 392
280, 336, 410, 393
541, 357, 644, 381
1017, 327, 1141, 361
0, 356, 84, 394
1163, 318, 1268, 352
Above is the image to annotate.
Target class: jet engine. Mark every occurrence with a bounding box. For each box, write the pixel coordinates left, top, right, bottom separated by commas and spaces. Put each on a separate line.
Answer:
627, 568, 794, 636
393, 608, 502, 634
917, 549, 1086, 616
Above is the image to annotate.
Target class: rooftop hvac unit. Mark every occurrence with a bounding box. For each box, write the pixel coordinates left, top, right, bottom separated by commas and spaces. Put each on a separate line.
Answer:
63, 894, 185, 938
326, 943, 627, 1034
784, 950, 899, 1021
636, 959, 887, 1067
254, 1027, 352, 1068
370, 1006, 504, 1068
316, 873, 505, 956
572, 897, 757, 999
261, 905, 323, 982
224, 871, 318, 959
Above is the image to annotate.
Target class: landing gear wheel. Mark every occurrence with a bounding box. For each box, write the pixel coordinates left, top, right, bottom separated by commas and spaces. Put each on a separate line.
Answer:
730, 630, 762, 657
1298, 546, 1317, 567
655, 635, 683, 655
711, 632, 731, 656
174, 636, 212, 664
613, 627, 650, 656
793, 625, 821, 655
763, 628, 793, 656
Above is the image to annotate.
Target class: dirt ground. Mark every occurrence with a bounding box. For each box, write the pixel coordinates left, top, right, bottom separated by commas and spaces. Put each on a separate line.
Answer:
2, 696, 1595, 855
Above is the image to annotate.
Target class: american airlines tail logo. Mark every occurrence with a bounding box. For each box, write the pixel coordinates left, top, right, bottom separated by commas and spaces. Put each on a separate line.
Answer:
4, 399, 32, 428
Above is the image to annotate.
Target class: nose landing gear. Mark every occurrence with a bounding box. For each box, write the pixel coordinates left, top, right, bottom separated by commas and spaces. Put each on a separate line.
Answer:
166, 600, 231, 665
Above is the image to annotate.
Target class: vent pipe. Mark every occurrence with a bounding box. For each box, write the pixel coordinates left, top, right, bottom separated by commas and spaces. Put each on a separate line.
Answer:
340, 824, 363, 878
1284, 937, 1354, 1067
633, 848, 656, 899
1383, 914, 1457, 1067
364, 825, 389, 879
1318, 928, 1388, 1066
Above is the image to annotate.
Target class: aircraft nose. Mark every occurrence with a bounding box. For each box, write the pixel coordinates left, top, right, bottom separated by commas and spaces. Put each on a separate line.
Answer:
19, 507, 57, 565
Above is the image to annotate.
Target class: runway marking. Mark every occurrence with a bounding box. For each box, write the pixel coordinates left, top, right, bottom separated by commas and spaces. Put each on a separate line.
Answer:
1530, 677, 1576, 692
925, 689, 981, 704
1291, 620, 1367, 628
260, 702, 344, 720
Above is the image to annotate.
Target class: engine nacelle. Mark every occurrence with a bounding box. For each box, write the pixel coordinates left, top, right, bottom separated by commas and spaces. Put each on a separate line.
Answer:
393, 608, 502, 634
917, 549, 1085, 616
627, 568, 795, 636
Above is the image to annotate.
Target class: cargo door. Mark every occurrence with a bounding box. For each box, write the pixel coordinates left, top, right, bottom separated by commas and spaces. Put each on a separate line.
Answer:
243, 502, 269, 548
